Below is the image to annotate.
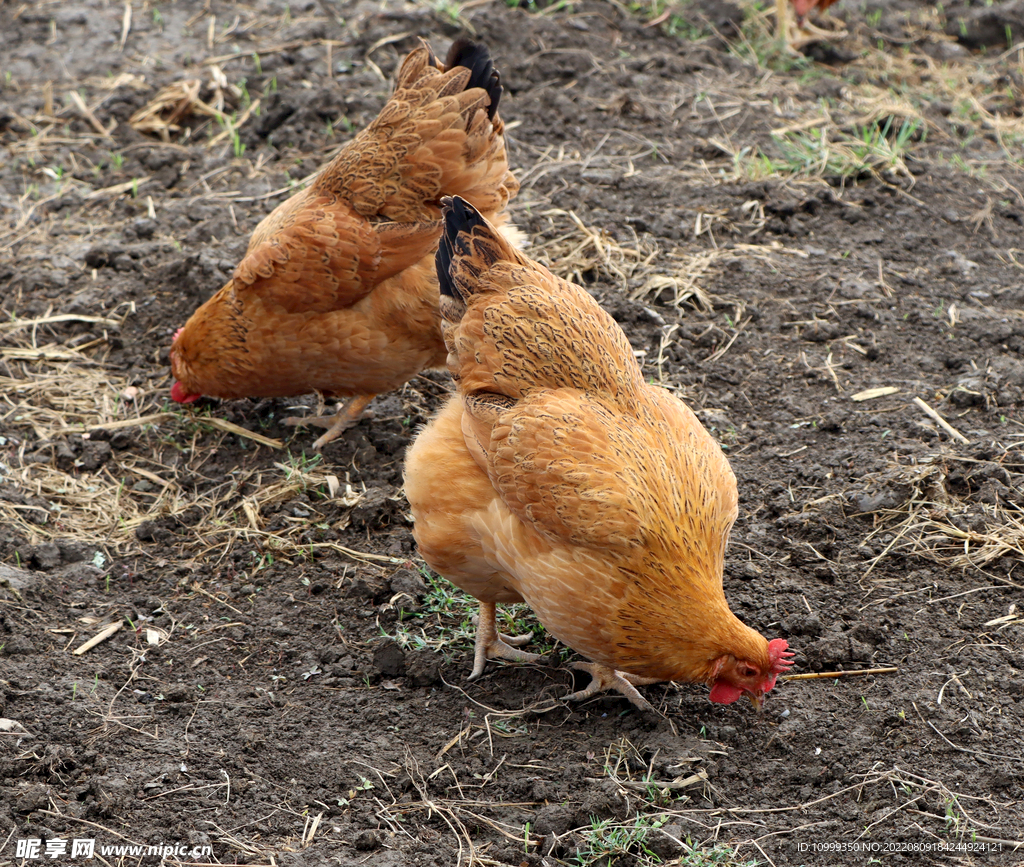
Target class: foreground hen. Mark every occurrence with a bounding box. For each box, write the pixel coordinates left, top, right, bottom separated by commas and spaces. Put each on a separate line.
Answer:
405, 197, 793, 712
170, 40, 519, 449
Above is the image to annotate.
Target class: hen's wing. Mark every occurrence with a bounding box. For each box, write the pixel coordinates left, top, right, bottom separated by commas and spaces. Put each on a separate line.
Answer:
466, 389, 646, 550
231, 190, 441, 315
464, 387, 736, 561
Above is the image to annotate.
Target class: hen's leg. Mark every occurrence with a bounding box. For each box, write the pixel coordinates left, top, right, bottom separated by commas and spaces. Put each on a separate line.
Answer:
285, 394, 376, 450
564, 662, 661, 713
775, 0, 795, 49
468, 602, 544, 681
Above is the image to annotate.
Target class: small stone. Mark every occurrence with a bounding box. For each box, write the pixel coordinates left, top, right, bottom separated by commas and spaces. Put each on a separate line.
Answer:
80, 441, 112, 471
132, 218, 157, 239
0, 564, 37, 591
854, 486, 904, 513
647, 823, 689, 860
163, 683, 193, 703
738, 561, 763, 581
344, 577, 381, 600
31, 543, 62, 570
802, 320, 841, 343
850, 623, 885, 645
781, 614, 823, 637
405, 650, 441, 687
531, 804, 575, 836
52, 563, 104, 585
977, 478, 1010, 505
110, 431, 135, 450
372, 639, 406, 678
14, 784, 49, 812
318, 646, 346, 665
389, 568, 426, 600
3, 636, 36, 655
353, 830, 380, 851
348, 485, 399, 529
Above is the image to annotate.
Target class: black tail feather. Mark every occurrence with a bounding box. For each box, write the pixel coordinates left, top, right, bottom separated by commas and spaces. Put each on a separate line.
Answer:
445, 38, 501, 119
437, 196, 486, 303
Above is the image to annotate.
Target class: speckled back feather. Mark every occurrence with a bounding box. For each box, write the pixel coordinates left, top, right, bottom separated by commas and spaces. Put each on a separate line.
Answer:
437, 196, 641, 405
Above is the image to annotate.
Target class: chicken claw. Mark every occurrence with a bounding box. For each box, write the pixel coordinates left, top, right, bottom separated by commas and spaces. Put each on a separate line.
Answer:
285, 394, 376, 450
563, 662, 661, 713
468, 602, 544, 681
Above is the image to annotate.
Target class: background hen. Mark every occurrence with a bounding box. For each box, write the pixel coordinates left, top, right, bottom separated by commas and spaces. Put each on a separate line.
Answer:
405, 197, 793, 712
170, 39, 519, 449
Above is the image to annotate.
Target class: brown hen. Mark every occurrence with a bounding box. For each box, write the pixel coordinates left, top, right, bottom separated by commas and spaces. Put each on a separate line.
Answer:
404, 197, 793, 713
170, 40, 519, 449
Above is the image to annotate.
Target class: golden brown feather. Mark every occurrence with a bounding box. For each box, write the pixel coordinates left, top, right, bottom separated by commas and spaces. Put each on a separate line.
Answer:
405, 197, 793, 712
170, 40, 519, 449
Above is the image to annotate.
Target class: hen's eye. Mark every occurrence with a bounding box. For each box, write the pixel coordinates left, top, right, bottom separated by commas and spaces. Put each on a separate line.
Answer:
739, 665, 757, 678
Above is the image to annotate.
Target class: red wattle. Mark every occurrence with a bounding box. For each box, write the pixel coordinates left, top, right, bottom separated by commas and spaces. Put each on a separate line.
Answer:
708, 680, 745, 705
171, 381, 200, 404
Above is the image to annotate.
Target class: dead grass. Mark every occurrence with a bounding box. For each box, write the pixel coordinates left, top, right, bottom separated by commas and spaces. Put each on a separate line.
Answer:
633, 0, 1024, 196
857, 450, 1024, 583
363, 749, 541, 867
0, 317, 399, 569
128, 66, 261, 146
528, 206, 658, 294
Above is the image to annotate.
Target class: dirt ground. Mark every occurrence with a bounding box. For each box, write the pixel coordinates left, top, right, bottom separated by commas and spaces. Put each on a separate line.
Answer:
3, 0, 1024, 864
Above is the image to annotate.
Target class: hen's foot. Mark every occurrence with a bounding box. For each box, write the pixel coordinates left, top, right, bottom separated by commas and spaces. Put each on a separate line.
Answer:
285, 394, 376, 450
789, 21, 847, 48
468, 602, 545, 681
774, 0, 845, 51
564, 662, 661, 713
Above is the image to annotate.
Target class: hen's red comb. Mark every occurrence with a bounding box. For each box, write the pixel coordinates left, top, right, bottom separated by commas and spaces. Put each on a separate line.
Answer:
768, 639, 795, 674
172, 327, 184, 343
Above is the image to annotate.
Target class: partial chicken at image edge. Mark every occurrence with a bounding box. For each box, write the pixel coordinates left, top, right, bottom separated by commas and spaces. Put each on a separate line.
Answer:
404, 195, 794, 714
169, 38, 519, 450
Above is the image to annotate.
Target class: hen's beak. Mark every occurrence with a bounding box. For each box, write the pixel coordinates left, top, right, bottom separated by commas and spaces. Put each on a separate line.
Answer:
749, 692, 766, 713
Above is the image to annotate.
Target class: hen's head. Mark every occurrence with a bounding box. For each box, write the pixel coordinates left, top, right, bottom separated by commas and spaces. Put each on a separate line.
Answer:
708, 639, 794, 711
169, 326, 203, 404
